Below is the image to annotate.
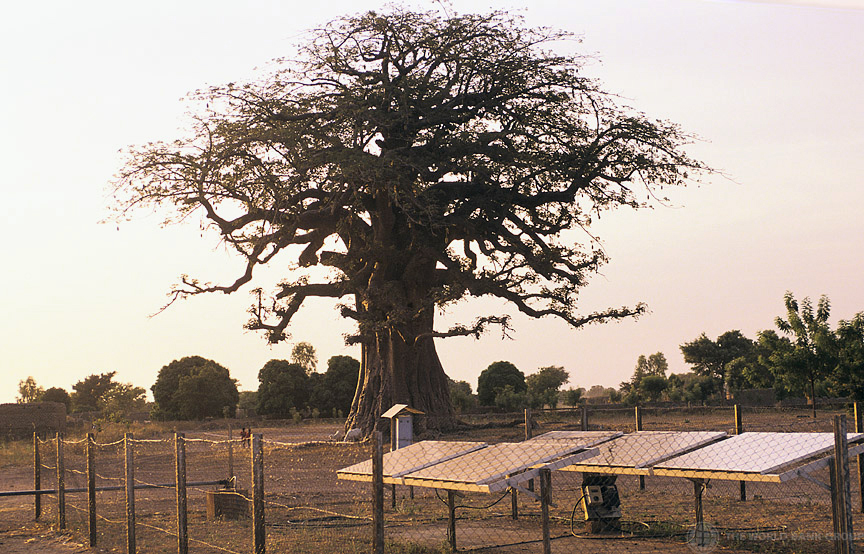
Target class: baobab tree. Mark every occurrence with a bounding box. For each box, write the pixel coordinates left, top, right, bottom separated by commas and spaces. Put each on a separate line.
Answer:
113, 9, 706, 434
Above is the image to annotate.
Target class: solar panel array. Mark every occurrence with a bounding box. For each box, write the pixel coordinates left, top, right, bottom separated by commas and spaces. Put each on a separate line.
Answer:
654, 432, 864, 474
337, 430, 864, 490
563, 431, 727, 473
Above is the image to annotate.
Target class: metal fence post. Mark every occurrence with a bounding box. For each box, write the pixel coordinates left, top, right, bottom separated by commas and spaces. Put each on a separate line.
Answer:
252, 433, 265, 554
124, 433, 136, 554
734, 404, 746, 501
33, 433, 40, 521
372, 431, 385, 554
87, 433, 96, 547
832, 415, 854, 554
56, 432, 65, 530
635, 407, 645, 490
175, 433, 188, 554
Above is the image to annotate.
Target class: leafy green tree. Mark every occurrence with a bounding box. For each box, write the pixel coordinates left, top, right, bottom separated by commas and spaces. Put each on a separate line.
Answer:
41, 387, 71, 412
151, 356, 239, 420
448, 378, 476, 413
831, 313, 864, 399
773, 291, 837, 415
112, 8, 705, 434
494, 385, 529, 412
71, 372, 120, 413
310, 355, 360, 417
680, 331, 755, 394
478, 362, 526, 406
638, 374, 668, 402
17, 376, 43, 403
257, 360, 309, 418
99, 383, 147, 423
238, 391, 258, 412
561, 387, 585, 407
527, 366, 569, 408
291, 342, 318, 375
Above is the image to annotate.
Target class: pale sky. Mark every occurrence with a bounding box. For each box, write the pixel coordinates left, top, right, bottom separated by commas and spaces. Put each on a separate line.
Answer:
1, 0, 863, 404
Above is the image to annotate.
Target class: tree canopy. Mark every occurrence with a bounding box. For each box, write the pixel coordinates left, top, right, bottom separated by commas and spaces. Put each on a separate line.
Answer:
526, 365, 569, 408
256, 359, 309, 418
151, 356, 239, 420
113, 8, 705, 433
17, 376, 43, 403
71, 372, 120, 413
477, 361, 526, 406
290, 342, 319, 375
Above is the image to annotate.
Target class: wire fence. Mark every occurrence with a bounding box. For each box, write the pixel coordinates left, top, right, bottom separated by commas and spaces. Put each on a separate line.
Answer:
3, 404, 864, 553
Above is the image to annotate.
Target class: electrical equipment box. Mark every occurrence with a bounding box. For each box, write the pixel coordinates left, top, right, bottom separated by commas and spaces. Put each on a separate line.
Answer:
580, 474, 621, 534
585, 485, 604, 506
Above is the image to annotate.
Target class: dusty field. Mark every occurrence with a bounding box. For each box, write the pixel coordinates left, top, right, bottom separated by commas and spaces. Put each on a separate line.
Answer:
2, 408, 861, 553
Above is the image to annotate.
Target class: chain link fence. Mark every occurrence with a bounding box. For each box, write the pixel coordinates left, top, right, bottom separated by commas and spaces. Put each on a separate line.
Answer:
3, 405, 864, 553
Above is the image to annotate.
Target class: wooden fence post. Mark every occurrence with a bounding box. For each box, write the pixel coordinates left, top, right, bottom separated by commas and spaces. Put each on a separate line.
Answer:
525, 408, 534, 492
832, 415, 854, 554
227, 425, 234, 486
447, 490, 456, 552
33, 433, 40, 521
251, 433, 265, 554
175, 433, 188, 554
87, 433, 96, 547
635, 407, 645, 491
56, 433, 65, 530
124, 433, 136, 554
855, 401, 864, 513
734, 404, 746, 501
581, 403, 589, 431
540, 468, 552, 554
372, 431, 385, 554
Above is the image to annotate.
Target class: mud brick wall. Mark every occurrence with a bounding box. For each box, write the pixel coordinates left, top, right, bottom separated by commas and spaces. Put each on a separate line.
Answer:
0, 402, 66, 439
207, 490, 250, 520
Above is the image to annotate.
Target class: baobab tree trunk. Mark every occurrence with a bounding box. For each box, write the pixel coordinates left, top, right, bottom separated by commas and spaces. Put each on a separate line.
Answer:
345, 307, 456, 437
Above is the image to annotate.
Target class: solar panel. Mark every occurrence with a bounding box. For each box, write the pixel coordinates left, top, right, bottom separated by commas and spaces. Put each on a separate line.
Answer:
560, 431, 727, 474
336, 440, 487, 483
401, 441, 597, 492
654, 432, 864, 477
527, 430, 622, 446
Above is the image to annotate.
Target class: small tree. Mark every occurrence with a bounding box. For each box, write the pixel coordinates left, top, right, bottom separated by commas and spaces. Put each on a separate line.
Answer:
638, 374, 668, 402
17, 376, 43, 403
41, 387, 71, 413
561, 387, 585, 407
831, 313, 864, 400
291, 342, 319, 375
99, 383, 147, 423
71, 372, 120, 413
527, 366, 569, 408
238, 391, 258, 412
310, 355, 360, 417
257, 360, 309, 418
448, 379, 477, 413
151, 356, 239, 420
477, 361, 526, 406
773, 292, 837, 416
494, 385, 529, 412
